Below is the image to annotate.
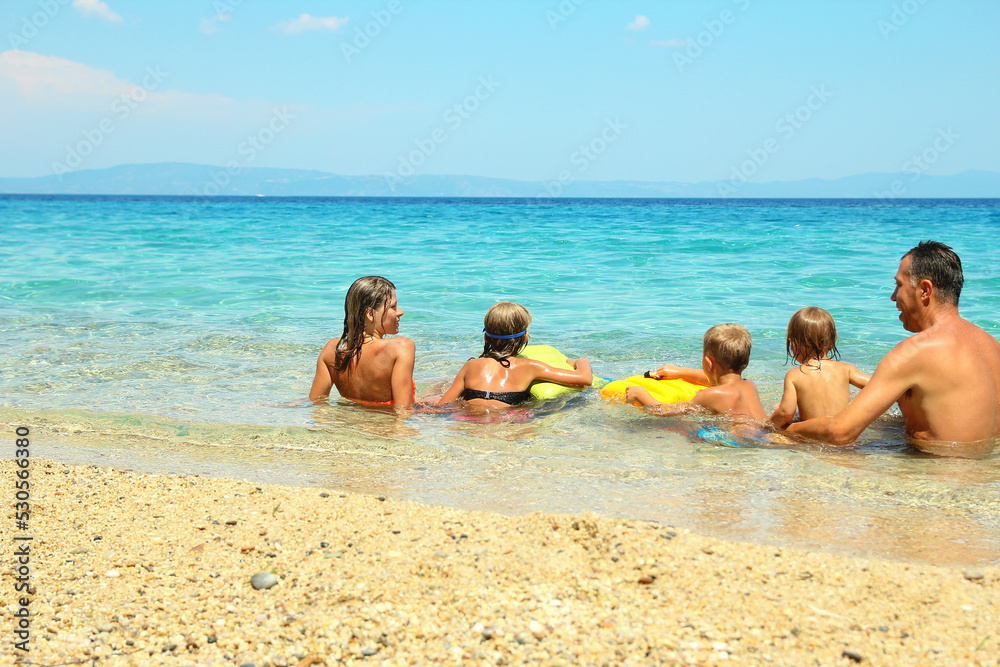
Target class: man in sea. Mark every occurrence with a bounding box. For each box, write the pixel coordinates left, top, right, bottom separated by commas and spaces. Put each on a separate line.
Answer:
786, 241, 1000, 457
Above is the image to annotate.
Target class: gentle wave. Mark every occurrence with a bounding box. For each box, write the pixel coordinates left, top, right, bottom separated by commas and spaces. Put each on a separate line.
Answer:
3, 196, 1000, 565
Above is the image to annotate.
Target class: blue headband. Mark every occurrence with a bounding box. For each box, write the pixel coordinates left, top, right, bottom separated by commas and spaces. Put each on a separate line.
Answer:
483, 328, 527, 340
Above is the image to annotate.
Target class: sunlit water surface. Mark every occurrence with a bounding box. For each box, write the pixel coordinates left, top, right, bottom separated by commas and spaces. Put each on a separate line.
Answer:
2, 195, 999, 567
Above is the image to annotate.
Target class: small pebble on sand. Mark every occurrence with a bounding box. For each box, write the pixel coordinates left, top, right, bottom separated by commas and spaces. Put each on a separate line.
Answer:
250, 572, 278, 590
11, 458, 999, 667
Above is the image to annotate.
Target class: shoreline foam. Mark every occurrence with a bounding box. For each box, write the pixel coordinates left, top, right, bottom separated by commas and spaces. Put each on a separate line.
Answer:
3, 458, 997, 666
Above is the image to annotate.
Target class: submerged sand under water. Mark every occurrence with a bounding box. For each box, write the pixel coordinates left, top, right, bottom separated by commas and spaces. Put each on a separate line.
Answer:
8, 403, 999, 570
3, 457, 998, 666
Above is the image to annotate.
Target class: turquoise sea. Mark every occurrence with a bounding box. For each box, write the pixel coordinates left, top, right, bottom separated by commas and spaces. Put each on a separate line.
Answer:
2, 195, 999, 567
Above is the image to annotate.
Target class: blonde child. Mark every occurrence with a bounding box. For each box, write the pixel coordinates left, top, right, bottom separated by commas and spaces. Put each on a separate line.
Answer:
626, 323, 766, 419
770, 307, 870, 428
438, 301, 592, 409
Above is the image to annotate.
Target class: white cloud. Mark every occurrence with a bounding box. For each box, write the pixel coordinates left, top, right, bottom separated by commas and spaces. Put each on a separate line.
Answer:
0, 50, 314, 177
0, 49, 127, 98
0, 49, 234, 115
277, 14, 349, 35
627, 15, 650, 31
650, 39, 690, 48
200, 14, 232, 35
72, 0, 123, 23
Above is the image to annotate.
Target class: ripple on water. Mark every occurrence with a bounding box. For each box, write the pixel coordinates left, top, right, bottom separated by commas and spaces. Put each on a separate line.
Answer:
798, 275, 860, 288
3, 197, 1000, 566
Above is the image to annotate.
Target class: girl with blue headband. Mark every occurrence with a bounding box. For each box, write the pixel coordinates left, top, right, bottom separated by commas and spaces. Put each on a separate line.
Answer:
438, 301, 592, 408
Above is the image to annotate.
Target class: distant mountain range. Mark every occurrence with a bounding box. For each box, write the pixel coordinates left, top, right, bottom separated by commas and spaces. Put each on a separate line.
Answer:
2, 163, 998, 198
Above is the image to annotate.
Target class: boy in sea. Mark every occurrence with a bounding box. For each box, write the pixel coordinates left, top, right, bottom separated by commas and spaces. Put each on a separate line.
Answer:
625, 323, 766, 419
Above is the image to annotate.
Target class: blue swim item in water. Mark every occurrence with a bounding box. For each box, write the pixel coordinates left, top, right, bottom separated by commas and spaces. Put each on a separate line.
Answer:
483, 328, 527, 339
694, 424, 741, 447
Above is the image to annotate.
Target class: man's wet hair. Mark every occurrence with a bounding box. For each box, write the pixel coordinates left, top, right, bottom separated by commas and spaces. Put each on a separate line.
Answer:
902, 240, 963, 306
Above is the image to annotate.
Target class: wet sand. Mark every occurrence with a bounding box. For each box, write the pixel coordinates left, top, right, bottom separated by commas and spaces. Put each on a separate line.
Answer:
3, 458, 998, 666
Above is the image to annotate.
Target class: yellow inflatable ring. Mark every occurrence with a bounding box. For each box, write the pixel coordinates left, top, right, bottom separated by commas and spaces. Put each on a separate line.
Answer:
519, 344, 604, 400
600, 375, 703, 405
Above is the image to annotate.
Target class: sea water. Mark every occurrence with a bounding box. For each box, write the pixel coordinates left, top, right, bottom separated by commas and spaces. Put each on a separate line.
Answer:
2, 195, 999, 567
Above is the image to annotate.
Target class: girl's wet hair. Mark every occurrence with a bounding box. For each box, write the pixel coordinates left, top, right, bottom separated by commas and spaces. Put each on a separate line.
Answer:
335, 276, 395, 372
481, 301, 531, 367
786, 307, 839, 366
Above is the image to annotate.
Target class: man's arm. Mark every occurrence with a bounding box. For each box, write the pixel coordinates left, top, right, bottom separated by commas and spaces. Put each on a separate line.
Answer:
309, 340, 337, 402
390, 337, 416, 409
787, 348, 912, 444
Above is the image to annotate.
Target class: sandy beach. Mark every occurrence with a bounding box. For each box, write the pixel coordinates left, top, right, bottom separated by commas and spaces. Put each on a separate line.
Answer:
1, 458, 996, 666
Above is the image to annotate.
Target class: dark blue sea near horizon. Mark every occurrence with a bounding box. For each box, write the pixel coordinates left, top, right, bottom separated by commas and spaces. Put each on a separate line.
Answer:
2, 195, 999, 567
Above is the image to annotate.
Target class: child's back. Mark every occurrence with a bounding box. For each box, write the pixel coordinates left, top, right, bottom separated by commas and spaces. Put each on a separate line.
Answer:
693, 376, 767, 419
627, 323, 767, 420
772, 359, 869, 425
770, 307, 870, 427
437, 301, 592, 409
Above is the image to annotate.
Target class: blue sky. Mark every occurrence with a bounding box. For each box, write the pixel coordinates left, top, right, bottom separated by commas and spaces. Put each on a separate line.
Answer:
1, 0, 998, 183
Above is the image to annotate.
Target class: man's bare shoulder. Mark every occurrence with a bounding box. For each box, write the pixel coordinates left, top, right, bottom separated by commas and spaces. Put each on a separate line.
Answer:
884, 328, 944, 365
878, 318, 997, 383
893, 317, 988, 359
956, 317, 1000, 348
